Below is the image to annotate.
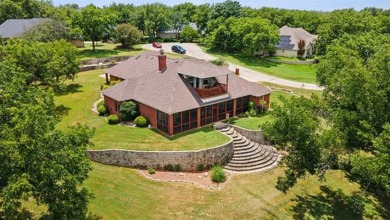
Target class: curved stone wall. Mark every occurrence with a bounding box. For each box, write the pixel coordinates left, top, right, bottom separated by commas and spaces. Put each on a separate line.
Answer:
232, 125, 269, 144
87, 137, 234, 171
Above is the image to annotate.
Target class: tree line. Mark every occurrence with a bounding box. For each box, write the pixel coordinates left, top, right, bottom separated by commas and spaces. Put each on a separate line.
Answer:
1, 0, 390, 54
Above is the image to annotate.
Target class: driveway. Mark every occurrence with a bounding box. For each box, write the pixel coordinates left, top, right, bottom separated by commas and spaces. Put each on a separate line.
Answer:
141, 43, 323, 90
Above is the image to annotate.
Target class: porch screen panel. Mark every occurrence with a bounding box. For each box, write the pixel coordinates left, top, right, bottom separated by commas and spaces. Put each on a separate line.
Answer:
227, 100, 233, 118
218, 102, 226, 120
190, 109, 197, 129
157, 111, 169, 134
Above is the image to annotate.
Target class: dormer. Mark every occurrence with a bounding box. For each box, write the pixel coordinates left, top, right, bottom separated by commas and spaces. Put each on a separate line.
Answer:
177, 59, 229, 102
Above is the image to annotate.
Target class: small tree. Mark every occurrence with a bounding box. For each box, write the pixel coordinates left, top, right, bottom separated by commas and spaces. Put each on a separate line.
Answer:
119, 101, 138, 121
23, 19, 70, 42
297, 39, 306, 57
180, 25, 199, 42
115, 23, 143, 48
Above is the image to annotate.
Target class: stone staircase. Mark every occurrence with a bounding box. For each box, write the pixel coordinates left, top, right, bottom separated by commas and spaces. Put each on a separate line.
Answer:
215, 123, 281, 173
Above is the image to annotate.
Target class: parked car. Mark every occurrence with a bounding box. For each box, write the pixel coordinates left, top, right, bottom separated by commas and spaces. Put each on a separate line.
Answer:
152, 42, 162, 48
171, 45, 186, 54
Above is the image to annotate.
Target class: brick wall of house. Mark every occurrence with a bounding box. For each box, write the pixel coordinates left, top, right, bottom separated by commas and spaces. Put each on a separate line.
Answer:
104, 96, 120, 115
138, 103, 157, 128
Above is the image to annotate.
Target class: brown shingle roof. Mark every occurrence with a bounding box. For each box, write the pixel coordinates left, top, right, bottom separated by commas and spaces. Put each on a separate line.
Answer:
277, 25, 318, 51
102, 52, 271, 114
177, 59, 228, 78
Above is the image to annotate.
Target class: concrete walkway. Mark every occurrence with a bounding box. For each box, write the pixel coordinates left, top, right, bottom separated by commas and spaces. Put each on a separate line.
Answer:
141, 43, 323, 90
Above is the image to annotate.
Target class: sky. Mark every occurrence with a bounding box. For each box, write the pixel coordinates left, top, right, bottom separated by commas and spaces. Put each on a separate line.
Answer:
52, 0, 390, 11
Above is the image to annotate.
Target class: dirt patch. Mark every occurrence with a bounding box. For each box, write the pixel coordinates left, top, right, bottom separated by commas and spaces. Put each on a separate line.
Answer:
138, 169, 231, 190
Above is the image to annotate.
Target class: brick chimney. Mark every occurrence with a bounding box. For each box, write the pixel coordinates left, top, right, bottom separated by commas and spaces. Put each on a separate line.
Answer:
158, 49, 167, 72
235, 68, 240, 75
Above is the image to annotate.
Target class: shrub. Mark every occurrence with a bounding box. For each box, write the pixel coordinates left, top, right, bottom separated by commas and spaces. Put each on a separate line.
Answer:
110, 80, 120, 86
210, 58, 227, 66
211, 165, 226, 183
248, 101, 255, 111
119, 101, 138, 121
101, 83, 110, 90
97, 105, 107, 115
147, 167, 156, 174
196, 164, 205, 171
107, 115, 120, 124
173, 164, 181, 172
134, 116, 148, 127
180, 25, 200, 42
163, 164, 174, 171
97, 100, 105, 107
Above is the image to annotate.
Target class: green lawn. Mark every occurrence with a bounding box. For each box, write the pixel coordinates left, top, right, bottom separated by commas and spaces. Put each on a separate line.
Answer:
229, 83, 322, 130
81, 162, 385, 219
55, 69, 229, 151
78, 42, 145, 60
201, 46, 317, 84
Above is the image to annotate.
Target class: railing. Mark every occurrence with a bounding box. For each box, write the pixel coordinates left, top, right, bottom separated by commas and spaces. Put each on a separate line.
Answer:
194, 83, 227, 98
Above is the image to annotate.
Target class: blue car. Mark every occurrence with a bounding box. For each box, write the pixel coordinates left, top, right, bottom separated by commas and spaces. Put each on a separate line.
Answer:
171, 45, 186, 54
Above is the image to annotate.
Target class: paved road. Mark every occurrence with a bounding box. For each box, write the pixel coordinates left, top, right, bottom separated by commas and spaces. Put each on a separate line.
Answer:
142, 43, 323, 90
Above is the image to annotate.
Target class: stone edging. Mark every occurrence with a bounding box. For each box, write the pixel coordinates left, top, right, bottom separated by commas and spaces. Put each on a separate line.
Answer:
87, 135, 234, 171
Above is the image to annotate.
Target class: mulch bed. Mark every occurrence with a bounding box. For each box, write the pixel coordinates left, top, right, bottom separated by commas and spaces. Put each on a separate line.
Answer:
138, 169, 231, 190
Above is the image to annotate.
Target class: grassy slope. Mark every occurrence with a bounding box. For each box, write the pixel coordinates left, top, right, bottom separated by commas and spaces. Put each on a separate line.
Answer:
201, 46, 317, 84
55, 69, 229, 151
86, 162, 384, 219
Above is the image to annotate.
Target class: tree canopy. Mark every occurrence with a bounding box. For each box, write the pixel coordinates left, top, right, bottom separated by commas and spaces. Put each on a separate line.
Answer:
0, 63, 94, 218
0, 39, 79, 89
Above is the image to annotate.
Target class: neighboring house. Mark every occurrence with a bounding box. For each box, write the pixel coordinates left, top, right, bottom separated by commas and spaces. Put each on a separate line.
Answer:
102, 51, 271, 136
0, 18, 49, 40
157, 22, 200, 39
275, 25, 318, 58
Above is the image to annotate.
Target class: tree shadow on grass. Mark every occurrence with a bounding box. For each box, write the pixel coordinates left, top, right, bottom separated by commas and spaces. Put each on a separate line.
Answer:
54, 104, 71, 118
291, 185, 384, 220
55, 83, 82, 96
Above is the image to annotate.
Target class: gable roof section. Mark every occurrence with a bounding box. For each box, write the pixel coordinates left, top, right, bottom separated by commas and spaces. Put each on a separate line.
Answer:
0, 18, 49, 38
177, 58, 228, 78
102, 51, 271, 114
276, 25, 318, 51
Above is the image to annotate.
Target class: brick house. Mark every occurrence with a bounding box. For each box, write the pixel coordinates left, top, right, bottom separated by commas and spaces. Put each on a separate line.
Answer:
102, 51, 271, 136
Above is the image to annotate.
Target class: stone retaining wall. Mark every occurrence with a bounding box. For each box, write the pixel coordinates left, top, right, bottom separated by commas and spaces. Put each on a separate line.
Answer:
232, 125, 268, 144
79, 63, 116, 72
87, 137, 234, 171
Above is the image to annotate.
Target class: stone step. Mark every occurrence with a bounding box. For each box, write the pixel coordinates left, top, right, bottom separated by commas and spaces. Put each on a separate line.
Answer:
234, 143, 260, 155
227, 152, 275, 168
224, 159, 279, 172
233, 135, 243, 142
234, 139, 251, 147
233, 145, 269, 160
230, 150, 273, 164
233, 136, 247, 145
224, 155, 279, 172
224, 127, 235, 135
233, 145, 265, 158
234, 141, 255, 151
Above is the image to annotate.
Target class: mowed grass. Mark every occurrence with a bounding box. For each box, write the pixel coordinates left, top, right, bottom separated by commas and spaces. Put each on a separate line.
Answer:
229, 84, 320, 130
201, 46, 317, 84
55, 69, 229, 151
78, 42, 145, 60
85, 162, 385, 219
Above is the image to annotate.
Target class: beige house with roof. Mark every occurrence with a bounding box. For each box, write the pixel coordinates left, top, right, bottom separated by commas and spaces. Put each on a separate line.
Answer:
275, 25, 318, 58
102, 51, 271, 136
